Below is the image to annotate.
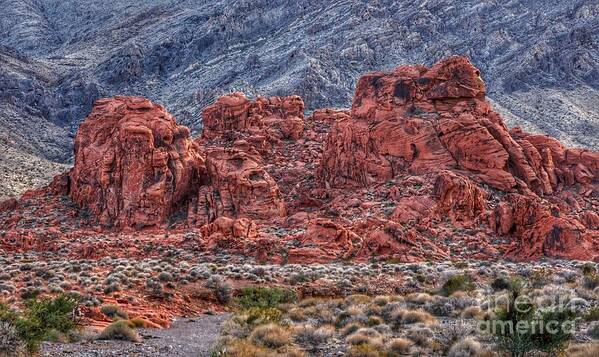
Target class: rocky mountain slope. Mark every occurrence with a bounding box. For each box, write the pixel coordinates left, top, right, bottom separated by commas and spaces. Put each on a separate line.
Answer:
1, 0, 598, 199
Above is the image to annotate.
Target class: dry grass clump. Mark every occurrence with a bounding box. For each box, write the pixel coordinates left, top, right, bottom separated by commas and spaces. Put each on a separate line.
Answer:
386, 337, 413, 355
341, 322, 363, 336
461, 306, 483, 319
567, 343, 599, 357
219, 339, 276, 357
447, 337, 483, 357
287, 307, 307, 322
346, 330, 383, 350
345, 294, 373, 305
406, 293, 433, 305
346, 343, 383, 357
293, 324, 334, 346
250, 323, 292, 349
387, 307, 437, 326
98, 320, 141, 342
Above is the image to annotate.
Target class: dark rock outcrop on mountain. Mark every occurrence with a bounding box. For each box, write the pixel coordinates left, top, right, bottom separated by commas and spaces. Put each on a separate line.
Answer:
0, 0, 597, 199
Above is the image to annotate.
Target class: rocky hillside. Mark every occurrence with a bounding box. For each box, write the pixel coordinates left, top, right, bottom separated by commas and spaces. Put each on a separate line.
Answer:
0, 0, 597, 199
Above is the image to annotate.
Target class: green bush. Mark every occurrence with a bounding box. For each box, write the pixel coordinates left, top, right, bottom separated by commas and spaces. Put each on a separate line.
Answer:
236, 287, 297, 310
0, 303, 18, 323
245, 307, 283, 325
440, 275, 475, 296
490, 285, 575, 357
581, 263, 597, 276
11, 293, 80, 352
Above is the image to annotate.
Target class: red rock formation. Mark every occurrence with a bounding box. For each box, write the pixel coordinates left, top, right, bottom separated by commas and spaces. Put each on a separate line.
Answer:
187, 148, 286, 225
202, 92, 305, 141
1, 56, 597, 264
433, 171, 487, 226
318, 56, 598, 261
68, 96, 206, 228
320, 56, 596, 195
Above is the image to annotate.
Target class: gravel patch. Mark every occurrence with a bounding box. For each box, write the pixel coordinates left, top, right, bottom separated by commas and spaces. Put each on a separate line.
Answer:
41, 313, 230, 357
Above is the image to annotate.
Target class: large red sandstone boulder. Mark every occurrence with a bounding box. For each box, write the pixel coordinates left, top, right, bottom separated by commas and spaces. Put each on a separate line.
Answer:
319, 56, 598, 195
494, 194, 597, 261
187, 148, 286, 225
318, 56, 598, 261
433, 171, 487, 226
69, 97, 206, 228
202, 92, 305, 141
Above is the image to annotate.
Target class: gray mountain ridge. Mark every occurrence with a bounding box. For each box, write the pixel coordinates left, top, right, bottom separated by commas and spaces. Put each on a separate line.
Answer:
0, 0, 598, 199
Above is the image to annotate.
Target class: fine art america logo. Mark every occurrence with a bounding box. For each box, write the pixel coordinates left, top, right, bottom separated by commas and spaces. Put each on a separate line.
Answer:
476, 290, 580, 336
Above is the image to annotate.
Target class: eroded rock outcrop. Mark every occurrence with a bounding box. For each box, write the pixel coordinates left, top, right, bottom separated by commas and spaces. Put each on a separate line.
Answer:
69, 96, 206, 228
319, 56, 597, 196
318, 56, 598, 261
202, 92, 305, 142
187, 148, 286, 225
1, 56, 597, 264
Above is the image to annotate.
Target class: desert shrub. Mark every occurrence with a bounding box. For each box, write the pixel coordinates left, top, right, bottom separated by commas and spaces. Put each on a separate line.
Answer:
386, 337, 413, 355
236, 287, 296, 310
490, 284, 575, 357
373, 296, 389, 307
0, 321, 26, 357
581, 307, 599, 322
530, 268, 552, 288
491, 276, 512, 292
388, 307, 437, 326
583, 273, 599, 290
346, 343, 383, 357
367, 316, 384, 326
581, 263, 597, 276
214, 339, 274, 357
406, 293, 433, 305
453, 261, 469, 269
347, 332, 375, 346
0, 303, 17, 323
447, 337, 482, 357
406, 326, 433, 347
461, 306, 482, 319
567, 343, 599, 357
587, 321, 599, 339
341, 322, 362, 336
293, 324, 334, 346
441, 275, 475, 296
129, 318, 149, 328
287, 307, 306, 322
250, 323, 291, 349
99, 304, 129, 319
98, 320, 141, 342
245, 307, 282, 325
425, 298, 454, 316
205, 276, 233, 304
14, 293, 80, 352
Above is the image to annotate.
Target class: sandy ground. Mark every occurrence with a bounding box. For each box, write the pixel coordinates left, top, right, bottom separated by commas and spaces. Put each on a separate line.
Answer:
41, 313, 230, 357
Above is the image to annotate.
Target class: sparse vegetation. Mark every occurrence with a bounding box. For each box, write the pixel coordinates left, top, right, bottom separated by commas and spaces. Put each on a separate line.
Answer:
236, 287, 297, 310
441, 274, 475, 296
100, 304, 129, 320
98, 320, 142, 342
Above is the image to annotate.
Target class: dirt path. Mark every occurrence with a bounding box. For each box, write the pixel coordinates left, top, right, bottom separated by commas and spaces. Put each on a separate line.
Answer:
42, 314, 230, 357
